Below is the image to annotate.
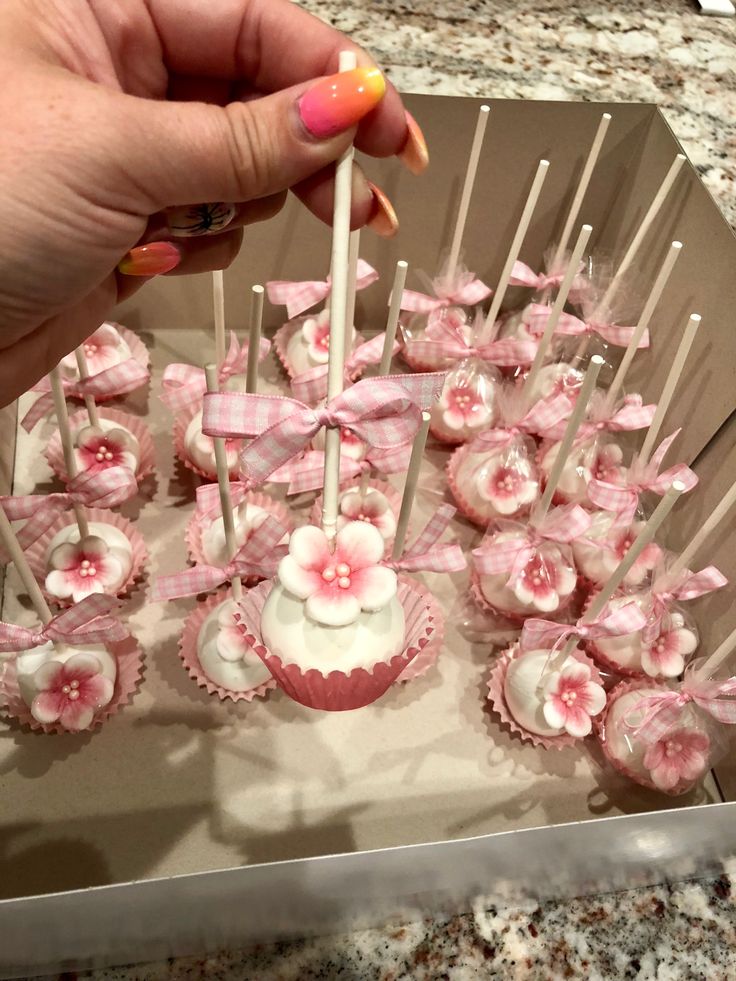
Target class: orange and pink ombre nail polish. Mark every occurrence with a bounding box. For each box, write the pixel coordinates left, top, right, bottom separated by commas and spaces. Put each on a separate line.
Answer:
398, 111, 429, 175
118, 242, 181, 276
366, 181, 399, 238
299, 67, 386, 139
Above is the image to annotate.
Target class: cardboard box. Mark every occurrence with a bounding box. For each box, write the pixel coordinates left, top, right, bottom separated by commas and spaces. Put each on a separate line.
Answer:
2, 95, 736, 978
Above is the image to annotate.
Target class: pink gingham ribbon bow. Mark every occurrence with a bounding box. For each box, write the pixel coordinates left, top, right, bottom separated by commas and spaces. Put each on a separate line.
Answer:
406, 318, 537, 368
400, 272, 491, 315
526, 303, 648, 349
509, 263, 566, 292
384, 504, 466, 574
546, 393, 656, 444
588, 431, 698, 525
642, 565, 728, 644
290, 333, 400, 405
152, 514, 289, 601
194, 481, 251, 520
0, 467, 138, 559
23, 360, 150, 432
0, 594, 126, 652
273, 442, 413, 496
624, 668, 736, 744
469, 392, 573, 451
202, 373, 445, 488
520, 601, 648, 653
160, 331, 271, 413
473, 504, 592, 579
266, 260, 379, 319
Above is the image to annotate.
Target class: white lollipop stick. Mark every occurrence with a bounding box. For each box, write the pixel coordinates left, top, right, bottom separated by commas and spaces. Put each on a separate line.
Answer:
447, 105, 491, 281
534, 355, 604, 521
551, 480, 686, 668
379, 260, 408, 376
74, 347, 101, 428
669, 477, 736, 579
392, 412, 431, 561
694, 624, 736, 681
639, 313, 701, 465
604, 241, 683, 411
204, 364, 242, 602
245, 285, 264, 395
321, 50, 358, 544
213, 269, 226, 371
345, 229, 360, 349
549, 113, 611, 273
483, 159, 550, 340
49, 367, 89, 539
598, 154, 686, 315
0, 506, 53, 625
523, 223, 592, 405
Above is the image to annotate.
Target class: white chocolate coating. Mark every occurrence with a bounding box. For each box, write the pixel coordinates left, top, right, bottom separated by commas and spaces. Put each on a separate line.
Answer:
479, 531, 577, 616
523, 363, 584, 406
196, 598, 272, 692
44, 521, 133, 597
261, 582, 406, 676
504, 649, 579, 737
286, 311, 359, 377
453, 443, 540, 523
15, 641, 116, 711
184, 409, 241, 477
430, 361, 499, 443
59, 323, 132, 381
201, 502, 288, 567
604, 687, 669, 781
573, 513, 656, 587
540, 436, 623, 505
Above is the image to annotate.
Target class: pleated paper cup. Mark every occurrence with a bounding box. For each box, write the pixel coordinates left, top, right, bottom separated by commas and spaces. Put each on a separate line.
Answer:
186, 491, 295, 569
0, 633, 143, 734
486, 644, 603, 750
446, 446, 494, 529
234, 580, 436, 711
273, 321, 300, 379
46, 407, 155, 484
178, 591, 277, 703
395, 575, 445, 683
25, 507, 148, 606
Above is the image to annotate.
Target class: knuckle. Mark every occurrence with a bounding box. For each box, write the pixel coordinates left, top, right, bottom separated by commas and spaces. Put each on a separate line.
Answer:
223, 103, 276, 199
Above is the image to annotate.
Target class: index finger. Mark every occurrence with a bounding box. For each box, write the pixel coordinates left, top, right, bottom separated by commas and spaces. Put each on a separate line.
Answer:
146, 0, 409, 157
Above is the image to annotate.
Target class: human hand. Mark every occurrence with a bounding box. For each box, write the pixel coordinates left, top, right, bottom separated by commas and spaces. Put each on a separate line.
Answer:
0, 0, 428, 403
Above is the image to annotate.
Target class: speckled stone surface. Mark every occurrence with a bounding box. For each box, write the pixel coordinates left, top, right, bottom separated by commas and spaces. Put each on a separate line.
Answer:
26, 3, 736, 979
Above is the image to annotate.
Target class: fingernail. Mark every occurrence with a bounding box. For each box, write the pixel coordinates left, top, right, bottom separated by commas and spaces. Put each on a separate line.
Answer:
166, 202, 236, 237
398, 111, 429, 175
118, 242, 181, 276
299, 67, 386, 139
366, 181, 398, 238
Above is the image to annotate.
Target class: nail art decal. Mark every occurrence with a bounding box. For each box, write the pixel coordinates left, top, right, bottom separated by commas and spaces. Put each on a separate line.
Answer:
398, 111, 429, 175
118, 242, 181, 277
366, 181, 399, 238
299, 67, 386, 140
166, 202, 236, 237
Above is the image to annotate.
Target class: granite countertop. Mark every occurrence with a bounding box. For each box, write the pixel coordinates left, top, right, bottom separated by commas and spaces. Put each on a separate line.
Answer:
32, 2, 736, 979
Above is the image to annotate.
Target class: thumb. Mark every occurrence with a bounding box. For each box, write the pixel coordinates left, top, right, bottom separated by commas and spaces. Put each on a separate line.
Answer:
120, 67, 386, 212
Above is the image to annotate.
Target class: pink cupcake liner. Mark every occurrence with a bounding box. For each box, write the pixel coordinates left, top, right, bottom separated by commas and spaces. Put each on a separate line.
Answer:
395, 575, 445, 682
596, 679, 692, 795
446, 447, 495, 530
235, 579, 436, 711
273, 321, 300, 379
308, 478, 404, 556
46, 407, 156, 485
0, 632, 144, 734
186, 490, 295, 569
172, 405, 243, 482
428, 417, 468, 447
400, 342, 448, 374
470, 566, 574, 627
486, 644, 603, 750
25, 507, 148, 606
178, 590, 277, 703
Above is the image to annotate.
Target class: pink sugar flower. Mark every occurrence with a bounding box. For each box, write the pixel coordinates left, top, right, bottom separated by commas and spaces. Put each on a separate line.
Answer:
478, 460, 538, 516
643, 727, 710, 791
45, 536, 126, 603
542, 661, 606, 738
609, 524, 660, 583
591, 441, 625, 483
301, 309, 351, 365
278, 521, 398, 627
215, 604, 250, 663
61, 323, 129, 376
641, 620, 698, 678
76, 426, 138, 475
31, 653, 114, 731
439, 384, 493, 432
512, 547, 577, 613
337, 488, 397, 541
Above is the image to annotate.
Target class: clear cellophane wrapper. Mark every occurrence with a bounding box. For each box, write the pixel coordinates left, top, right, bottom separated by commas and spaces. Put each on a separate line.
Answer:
430, 356, 501, 446
597, 674, 726, 796
573, 510, 662, 594
401, 306, 473, 373
471, 518, 580, 624
536, 431, 626, 508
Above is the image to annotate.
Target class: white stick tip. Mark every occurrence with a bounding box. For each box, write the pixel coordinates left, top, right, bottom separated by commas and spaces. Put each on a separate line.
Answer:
480, 104, 491, 114
672, 241, 683, 250
397, 260, 409, 270
421, 410, 431, 422
591, 354, 605, 366
690, 313, 702, 324
540, 159, 550, 169
676, 153, 686, 161
672, 479, 687, 494
252, 284, 264, 295
582, 223, 593, 232
603, 112, 612, 120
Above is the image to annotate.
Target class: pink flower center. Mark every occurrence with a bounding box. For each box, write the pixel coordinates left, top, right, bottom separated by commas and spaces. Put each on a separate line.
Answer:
665, 740, 682, 757
322, 562, 352, 588
78, 559, 98, 579
94, 443, 115, 463
561, 690, 577, 705
61, 679, 81, 700
84, 343, 98, 357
